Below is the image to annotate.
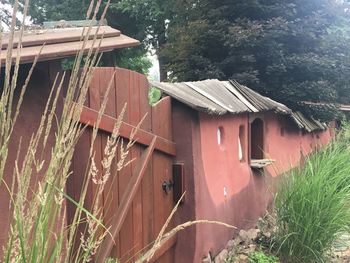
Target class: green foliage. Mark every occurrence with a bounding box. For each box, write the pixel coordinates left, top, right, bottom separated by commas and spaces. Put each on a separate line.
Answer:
148, 87, 162, 106
223, 252, 235, 263
248, 251, 279, 263
274, 126, 350, 262
28, 0, 89, 23
115, 48, 152, 75
26, 0, 350, 118
162, 0, 350, 121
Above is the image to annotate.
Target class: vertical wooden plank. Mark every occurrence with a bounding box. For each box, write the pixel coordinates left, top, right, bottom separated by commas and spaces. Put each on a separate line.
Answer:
115, 68, 134, 262
98, 68, 121, 258
130, 71, 143, 260
139, 74, 154, 255
151, 97, 175, 263
67, 68, 92, 252
70, 128, 92, 250
96, 137, 157, 263
88, 68, 104, 215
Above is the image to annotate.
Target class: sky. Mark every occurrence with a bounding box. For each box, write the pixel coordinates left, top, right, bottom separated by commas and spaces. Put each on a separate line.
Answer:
1, 2, 31, 31
148, 52, 160, 81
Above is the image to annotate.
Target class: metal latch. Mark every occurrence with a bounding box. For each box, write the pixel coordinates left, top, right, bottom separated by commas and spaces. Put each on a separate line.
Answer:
162, 180, 174, 195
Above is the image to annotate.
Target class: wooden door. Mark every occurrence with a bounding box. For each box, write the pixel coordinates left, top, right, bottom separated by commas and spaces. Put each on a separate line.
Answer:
67, 67, 177, 263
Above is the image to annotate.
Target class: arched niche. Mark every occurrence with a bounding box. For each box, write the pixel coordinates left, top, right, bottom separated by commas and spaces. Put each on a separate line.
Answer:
250, 118, 264, 160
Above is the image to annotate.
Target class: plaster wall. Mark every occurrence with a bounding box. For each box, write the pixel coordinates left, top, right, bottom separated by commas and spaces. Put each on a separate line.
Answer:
173, 107, 333, 262
263, 112, 333, 176
193, 113, 270, 262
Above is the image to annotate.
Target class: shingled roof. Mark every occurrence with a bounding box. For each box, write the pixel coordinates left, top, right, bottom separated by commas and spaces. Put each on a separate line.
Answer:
0, 25, 139, 65
151, 79, 327, 132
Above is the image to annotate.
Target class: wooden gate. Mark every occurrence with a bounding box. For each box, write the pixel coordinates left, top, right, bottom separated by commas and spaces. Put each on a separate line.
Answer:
67, 67, 177, 263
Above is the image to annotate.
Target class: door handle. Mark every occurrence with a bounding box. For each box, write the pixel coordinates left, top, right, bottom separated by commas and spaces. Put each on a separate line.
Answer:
162, 180, 174, 195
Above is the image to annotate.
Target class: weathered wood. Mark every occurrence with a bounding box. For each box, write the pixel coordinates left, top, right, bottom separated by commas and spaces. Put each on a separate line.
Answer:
69, 67, 177, 263
98, 68, 120, 258
250, 159, 275, 169
151, 96, 175, 262
43, 19, 107, 29
96, 137, 157, 263
173, 163, 185, 204
79, 105, 176, 156
0, 34, 139, 65
139, 73, 155, 253
130, 71, 143, 258
114, 68, 134, 262
1, 26, 120, 50
147, 235, 178, 263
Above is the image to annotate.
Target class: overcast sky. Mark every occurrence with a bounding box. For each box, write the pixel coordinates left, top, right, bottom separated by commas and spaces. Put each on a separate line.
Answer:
148, 53, 160, 81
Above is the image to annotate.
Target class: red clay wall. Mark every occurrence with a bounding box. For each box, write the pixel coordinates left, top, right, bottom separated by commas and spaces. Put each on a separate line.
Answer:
173, 106, 333, 263
263, 112, 333, 176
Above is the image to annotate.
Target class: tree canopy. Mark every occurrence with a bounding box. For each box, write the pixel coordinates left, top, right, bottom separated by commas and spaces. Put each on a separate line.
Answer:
162, 0, 350, 121
19, 0, 350, 120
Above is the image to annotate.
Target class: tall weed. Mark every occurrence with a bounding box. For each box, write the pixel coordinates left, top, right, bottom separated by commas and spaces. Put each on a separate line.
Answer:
0, 1, 235, 262
274, 125, 350, 262
0, 0, 124, 262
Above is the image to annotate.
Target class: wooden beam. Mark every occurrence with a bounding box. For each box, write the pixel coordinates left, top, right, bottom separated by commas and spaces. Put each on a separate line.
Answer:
1, 26, 119, 50
79, 105, 176, 156
144, 235, 178, 263
96, 137, 156, 262
0, 34, 140, 65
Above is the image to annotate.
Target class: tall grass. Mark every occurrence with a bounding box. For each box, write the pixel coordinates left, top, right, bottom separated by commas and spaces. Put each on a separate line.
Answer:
0, 0, 127, 262
0, 1, 236, 262
274, 125, 350, 262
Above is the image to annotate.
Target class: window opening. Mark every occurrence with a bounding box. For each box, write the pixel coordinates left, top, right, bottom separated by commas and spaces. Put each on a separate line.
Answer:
238, 125, 245, 162
217, 126, 224, 146
250, 118, 264, 160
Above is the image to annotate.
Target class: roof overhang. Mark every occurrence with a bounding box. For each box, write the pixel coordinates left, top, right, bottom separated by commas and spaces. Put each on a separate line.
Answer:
151, 79, 327, 132
0, 26, 140, 65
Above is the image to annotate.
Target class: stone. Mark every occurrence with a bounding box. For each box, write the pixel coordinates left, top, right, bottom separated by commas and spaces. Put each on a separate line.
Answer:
214, 249, 228, 263
246, 229, 260, 241
202, 258, 212, 263
237, 254, 248, 262
238, 230, 250, 244
233, 236, 243, 246
240, 244, 256, 255
261, 230, 271, 238
226, 239, 235, 251
238, 229, 260, 244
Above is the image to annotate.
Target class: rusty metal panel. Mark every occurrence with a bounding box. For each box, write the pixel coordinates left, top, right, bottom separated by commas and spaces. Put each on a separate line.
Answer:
150, 81, 227, 115
185, 79, 249, 113
229, 80, 291, 114
151, 79, 326, 133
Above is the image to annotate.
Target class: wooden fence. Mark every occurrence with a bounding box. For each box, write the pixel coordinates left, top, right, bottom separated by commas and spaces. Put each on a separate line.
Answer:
67, 67, 177, 263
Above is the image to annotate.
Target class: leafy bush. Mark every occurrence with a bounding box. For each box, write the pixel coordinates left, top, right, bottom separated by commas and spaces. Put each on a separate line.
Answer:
148, 87, 162, 105
248, 251, 278, 263
274, 126, 350, 262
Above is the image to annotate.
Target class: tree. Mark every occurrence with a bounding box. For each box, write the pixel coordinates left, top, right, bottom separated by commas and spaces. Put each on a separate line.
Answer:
1, 0, 21, 30
110, 0, 176, 80
162, 0, 350, 121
